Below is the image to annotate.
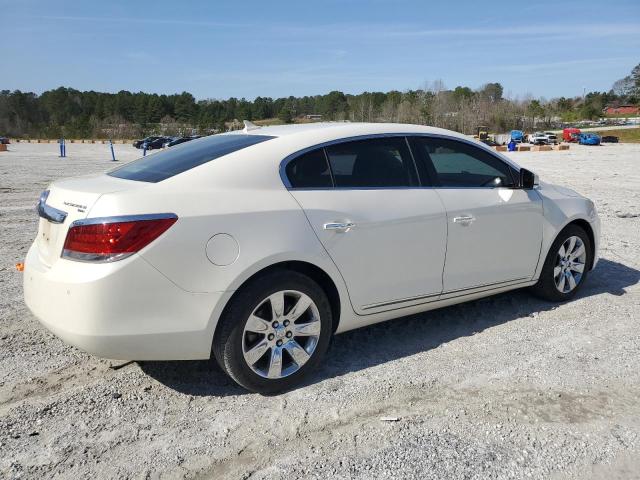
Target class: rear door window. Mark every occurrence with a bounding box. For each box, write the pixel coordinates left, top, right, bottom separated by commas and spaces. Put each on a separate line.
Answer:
324, 137, 418, 188
109, 134, 274, 182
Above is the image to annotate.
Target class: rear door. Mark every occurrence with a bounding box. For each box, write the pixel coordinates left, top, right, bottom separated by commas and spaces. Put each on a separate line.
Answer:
409, 136, 543, 293
286, 136, 447, 314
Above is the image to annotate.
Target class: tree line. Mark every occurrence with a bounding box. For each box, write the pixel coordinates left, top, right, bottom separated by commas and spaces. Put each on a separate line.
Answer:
1, 63, 637, 139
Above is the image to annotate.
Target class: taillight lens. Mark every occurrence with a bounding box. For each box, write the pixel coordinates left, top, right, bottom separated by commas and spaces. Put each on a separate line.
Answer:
62, 214, 177, 262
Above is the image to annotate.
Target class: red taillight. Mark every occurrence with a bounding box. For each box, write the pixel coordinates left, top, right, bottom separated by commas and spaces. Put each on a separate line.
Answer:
62, 215, 177, 262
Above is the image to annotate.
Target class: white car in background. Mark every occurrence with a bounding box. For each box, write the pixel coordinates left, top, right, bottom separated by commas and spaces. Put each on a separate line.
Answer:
24, 122, 600, 393
528, 132, 549, 145
544, 131, 559, 144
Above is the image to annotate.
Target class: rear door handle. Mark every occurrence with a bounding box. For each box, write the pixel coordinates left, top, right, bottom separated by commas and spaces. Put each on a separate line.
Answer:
323, 222, 355, 232
453, 215, 475, 226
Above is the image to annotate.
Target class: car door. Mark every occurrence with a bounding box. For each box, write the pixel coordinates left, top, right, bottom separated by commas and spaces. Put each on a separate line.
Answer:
284, 136, 447, 314
409, 136, 543, 293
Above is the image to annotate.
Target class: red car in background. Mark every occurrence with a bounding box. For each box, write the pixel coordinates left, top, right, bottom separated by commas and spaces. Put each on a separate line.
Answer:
563, 128, 581, 142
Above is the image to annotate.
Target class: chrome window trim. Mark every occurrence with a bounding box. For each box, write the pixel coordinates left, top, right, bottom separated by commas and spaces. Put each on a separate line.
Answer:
279, 132, 522, 191
36, 190, 68, 224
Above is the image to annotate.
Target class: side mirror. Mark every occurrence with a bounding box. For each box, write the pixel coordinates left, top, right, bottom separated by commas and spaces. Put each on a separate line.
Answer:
520, 168, 538, 189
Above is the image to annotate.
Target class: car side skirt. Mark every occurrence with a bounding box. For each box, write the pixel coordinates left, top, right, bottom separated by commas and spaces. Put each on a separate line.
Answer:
335, 278, 537, 334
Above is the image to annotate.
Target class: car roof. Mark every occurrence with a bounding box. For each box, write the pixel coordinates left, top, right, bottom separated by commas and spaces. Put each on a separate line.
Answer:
226, 121, 471, 143
158, 122, 523, 189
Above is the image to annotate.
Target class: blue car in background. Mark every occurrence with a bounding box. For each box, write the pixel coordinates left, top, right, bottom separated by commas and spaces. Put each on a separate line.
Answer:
578, 133, 601, 145
510, 130, 525, 143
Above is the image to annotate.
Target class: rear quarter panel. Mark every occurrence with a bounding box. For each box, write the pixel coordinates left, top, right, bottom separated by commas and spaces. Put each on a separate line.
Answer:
87, 154, 355, 332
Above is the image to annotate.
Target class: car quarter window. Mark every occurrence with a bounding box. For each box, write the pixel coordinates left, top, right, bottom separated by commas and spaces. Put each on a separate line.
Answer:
410, 137, 515, 188
109, 134, 275, 183
285, 148, 333, 188
324, 137, 418, 188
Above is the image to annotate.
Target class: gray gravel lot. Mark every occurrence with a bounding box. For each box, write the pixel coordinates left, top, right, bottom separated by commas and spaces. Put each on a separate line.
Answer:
0, 141, 639, 479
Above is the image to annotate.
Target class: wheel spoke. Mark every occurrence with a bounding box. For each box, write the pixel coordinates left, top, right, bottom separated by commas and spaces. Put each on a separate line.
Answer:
284, 340, 310, 366
557, 274, 566, 292
293, 321, 321, 336
567, 272, 577, 290
287, 294, 312, 321
558, 245, 566, 259
245, 314, 271, 333
267, 347, 283, 378
571, 243, 585, 260
270, 292, 285, 320
244, 340, 269, 366
566, 237, 576, 256
570, 262, 585, 273
553, 266, 562, 278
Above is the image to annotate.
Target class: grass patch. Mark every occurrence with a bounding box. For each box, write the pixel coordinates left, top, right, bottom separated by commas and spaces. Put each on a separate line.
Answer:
594, 128, 640, 143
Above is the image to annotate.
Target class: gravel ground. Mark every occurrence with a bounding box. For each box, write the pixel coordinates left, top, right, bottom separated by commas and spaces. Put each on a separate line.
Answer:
0, 142, 639, 479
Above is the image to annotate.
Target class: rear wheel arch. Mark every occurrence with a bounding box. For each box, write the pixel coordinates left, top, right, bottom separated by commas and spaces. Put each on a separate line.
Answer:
213, 260, 342, 347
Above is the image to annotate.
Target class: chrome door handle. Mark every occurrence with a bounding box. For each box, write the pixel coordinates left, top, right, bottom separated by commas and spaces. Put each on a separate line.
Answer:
453, 215, 475, 226
323, 222, 355, 232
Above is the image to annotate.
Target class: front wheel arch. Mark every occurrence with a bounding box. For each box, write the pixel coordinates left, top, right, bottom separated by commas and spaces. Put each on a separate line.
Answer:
532, 222, 593, 301
567, 219, 595, 271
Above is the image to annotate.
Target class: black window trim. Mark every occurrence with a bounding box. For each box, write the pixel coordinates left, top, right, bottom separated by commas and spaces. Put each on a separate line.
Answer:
279, 133, 521, 191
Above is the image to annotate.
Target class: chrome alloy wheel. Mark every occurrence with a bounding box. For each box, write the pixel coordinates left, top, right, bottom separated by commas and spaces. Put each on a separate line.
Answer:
554, 235, 587, 293
242, 290, 321, 379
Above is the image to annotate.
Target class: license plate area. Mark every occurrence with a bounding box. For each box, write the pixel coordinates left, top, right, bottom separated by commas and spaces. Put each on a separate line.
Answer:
37, 219, 62, 267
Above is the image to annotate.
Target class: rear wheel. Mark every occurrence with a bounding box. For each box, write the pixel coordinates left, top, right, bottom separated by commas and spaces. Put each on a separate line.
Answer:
213, 271, 332, 394
531, 225, 591, 302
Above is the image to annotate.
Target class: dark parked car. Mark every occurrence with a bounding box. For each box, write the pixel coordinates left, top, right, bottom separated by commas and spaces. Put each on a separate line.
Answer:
146, 136, 173, 150
0, 136, 10, 144
164, 135, 203, 148
133, 136, 162, 149
601, 135, 619, 143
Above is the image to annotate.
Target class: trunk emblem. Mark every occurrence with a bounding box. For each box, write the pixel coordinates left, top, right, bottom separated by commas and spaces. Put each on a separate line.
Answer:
63, 201, 87, 212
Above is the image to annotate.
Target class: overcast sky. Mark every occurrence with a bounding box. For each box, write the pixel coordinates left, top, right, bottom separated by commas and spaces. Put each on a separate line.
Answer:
3, 0, 639, 100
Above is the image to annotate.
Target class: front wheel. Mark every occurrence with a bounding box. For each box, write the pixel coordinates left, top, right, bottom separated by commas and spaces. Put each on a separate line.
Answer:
531, 225, 592, 302
213, 271, 333, 394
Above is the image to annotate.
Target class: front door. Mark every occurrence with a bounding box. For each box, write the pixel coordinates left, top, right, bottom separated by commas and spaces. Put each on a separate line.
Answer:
409, 136, 543, 293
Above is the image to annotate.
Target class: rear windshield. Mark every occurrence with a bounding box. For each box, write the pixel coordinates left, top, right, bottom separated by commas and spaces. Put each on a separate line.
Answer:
109, 134, 274, 182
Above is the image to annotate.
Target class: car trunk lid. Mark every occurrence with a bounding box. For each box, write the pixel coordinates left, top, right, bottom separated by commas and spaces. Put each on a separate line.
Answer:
35, 174, 141, 267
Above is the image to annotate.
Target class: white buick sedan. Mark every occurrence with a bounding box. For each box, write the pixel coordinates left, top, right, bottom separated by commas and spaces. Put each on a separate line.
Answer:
24, 122, 600, 393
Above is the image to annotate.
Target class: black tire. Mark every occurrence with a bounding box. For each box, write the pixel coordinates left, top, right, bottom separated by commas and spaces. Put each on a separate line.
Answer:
212, 270, 333, 394
531, 224, 592, 302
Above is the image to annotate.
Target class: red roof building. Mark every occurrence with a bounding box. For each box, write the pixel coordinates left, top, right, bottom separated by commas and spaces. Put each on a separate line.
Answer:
603, 105, 640, 116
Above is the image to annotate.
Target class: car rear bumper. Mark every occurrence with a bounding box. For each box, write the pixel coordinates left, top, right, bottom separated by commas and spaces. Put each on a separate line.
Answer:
23, 243, 222, 360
